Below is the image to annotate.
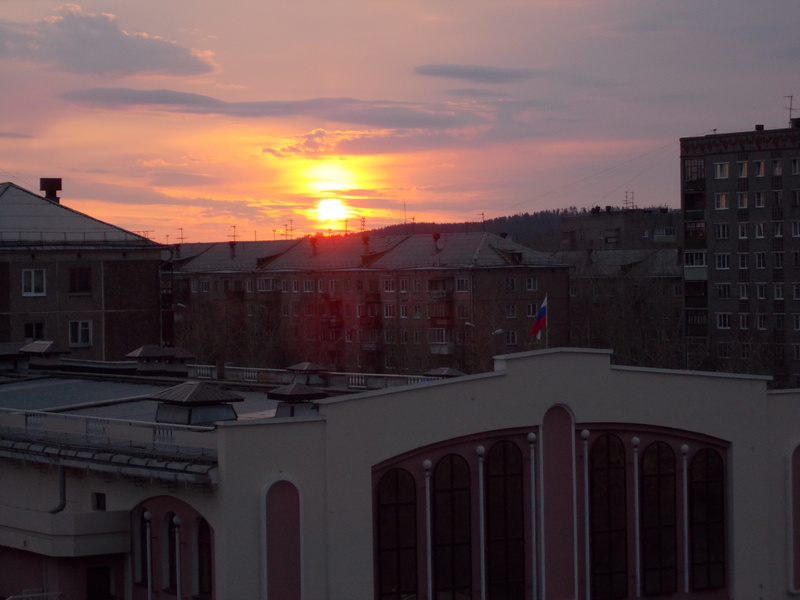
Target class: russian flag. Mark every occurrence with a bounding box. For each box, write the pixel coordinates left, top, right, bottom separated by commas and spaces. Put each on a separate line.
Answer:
529, 295, 547, 338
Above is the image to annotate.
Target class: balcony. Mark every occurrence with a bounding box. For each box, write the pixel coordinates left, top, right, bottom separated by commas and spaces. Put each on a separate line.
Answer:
684, 266, 708, 281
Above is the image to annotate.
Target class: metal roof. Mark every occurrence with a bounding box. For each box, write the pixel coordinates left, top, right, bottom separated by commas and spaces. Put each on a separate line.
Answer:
554, 249, 683, 278
0, 182, 159, 247
166, 240, 298, 272
178, 232, 567, 273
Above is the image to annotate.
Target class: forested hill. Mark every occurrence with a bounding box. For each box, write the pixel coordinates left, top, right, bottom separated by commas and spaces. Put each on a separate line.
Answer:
371, 209, 570, 251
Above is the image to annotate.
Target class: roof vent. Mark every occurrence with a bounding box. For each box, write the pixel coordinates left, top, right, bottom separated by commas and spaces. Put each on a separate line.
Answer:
39, 178, 62, 203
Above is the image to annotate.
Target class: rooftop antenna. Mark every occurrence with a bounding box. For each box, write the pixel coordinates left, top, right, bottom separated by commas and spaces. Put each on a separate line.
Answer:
289, 219, 293, 240
786, 95, 796, 124
479, 212, 485, 232
360, 216, 366, 234
228, 225, 238, 243
624, 191, 635, 210
177, 228, 187, 244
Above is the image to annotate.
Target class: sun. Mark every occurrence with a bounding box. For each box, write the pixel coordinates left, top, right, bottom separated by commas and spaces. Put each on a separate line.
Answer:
315, 198, 349, 223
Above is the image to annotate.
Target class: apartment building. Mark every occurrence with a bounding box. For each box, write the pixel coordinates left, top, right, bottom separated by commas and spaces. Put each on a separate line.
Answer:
680, 118, 800, 385
0, 181, 164, 361
169, 232, 569, 374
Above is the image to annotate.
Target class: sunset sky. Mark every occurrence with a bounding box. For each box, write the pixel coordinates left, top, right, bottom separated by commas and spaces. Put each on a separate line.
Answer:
1, 1, 797, 242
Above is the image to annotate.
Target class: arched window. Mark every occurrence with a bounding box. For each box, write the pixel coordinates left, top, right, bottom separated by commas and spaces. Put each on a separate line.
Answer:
196, 518, 213, 598
165, 512, 179, 592
590, 434, 628, 600
134, 509, 151, 586
641, 441, 677, 595
376, 468, 417, 600
690, 448, 725, 590
486, 440, 525, 600
433, 454, 472, 600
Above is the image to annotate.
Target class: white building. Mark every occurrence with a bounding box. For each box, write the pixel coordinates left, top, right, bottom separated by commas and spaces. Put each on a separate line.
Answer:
0, 348, 799, 599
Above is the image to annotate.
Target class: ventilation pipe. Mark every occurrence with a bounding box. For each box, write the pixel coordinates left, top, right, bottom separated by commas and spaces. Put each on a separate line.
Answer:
39, 178, 62, 203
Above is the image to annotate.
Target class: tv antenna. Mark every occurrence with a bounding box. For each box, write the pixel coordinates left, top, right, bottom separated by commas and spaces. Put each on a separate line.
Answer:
786, 95, 796, 124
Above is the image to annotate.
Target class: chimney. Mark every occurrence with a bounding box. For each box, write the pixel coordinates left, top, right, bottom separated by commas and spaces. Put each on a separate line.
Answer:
310, 236, 318, 256
229, 240, 236, 258
791, 118, 800, 130
40, 178, 62, 203
755, 124, 765, 131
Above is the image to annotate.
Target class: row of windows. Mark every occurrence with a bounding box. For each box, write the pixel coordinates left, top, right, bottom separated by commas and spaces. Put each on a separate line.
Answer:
374, 430, 726, 600
21, 267, 92, 297
686, 250, 800, 271
714, 221, 796, 239
714, 157, 800, 179
713, 190, 800, 210
22, 320, 93, 346
715, 281, 798, 300
286, 327, 525, 347
192, 276, 540, 294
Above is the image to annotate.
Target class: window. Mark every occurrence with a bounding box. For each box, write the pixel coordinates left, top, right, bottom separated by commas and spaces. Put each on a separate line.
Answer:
717, 342, 732, 359
384, 330, 397, 344
527, 303, 537, 318
433, 455, 472, 599
684, 252, 706, 267
716, 313, 731, 329
793, 222, 800, 237
757, 313, 767, 330
456, 278, 468, 292
792, 158, 800, 176
774, 222, 783, 238
526, 277, 538, 291
590, 434, 628, 598
756, 283, 767, 300
684, 158, 705, 180
737, 161, 748, 178
776, 252, 785, 269
69, 267, 91, 295
23, 322, 44, 341
755, 222, 765, 238
739, 283, 749, 300
640, 442, 677, 595
505, 330, 518, 345
716, 283, 731, 299
714, 193, 729, 209
737, 192, 748, 209
455, 304, 469, 320
715, 253, 730, 270
505, 278, 516, 292
376, 469, 418, 600
755, 252, 766, 269
739, 313, 749, 330
714, 224, 729, 240
384, 279, 396, 293
754, 192, 765, 208
304, 280, 314, 293
400, 304, 408, 319
506, 304, 517, 319
773, 160, 783, 176
246, 279, 253, 293
196, 518, 213, 597
689, 449, 726, 590
292, 280, 300, 293
714, 163, 729, 179
257, 278, 271, 292
774, 190, 784, 206
22, 269, 45, 296
738, 223, 748, 239
69, 320, 92, 347
775, 283, 785, 300
384, 304, 396, 318
754, 160, 765, 177
399, 279, 408, 293
428, 328, 451, 344
318, 279, 325, 293
738, 253, 748, 269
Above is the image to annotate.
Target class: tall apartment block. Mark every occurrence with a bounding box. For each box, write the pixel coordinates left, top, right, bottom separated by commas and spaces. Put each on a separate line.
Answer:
681, 118, 800, 385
